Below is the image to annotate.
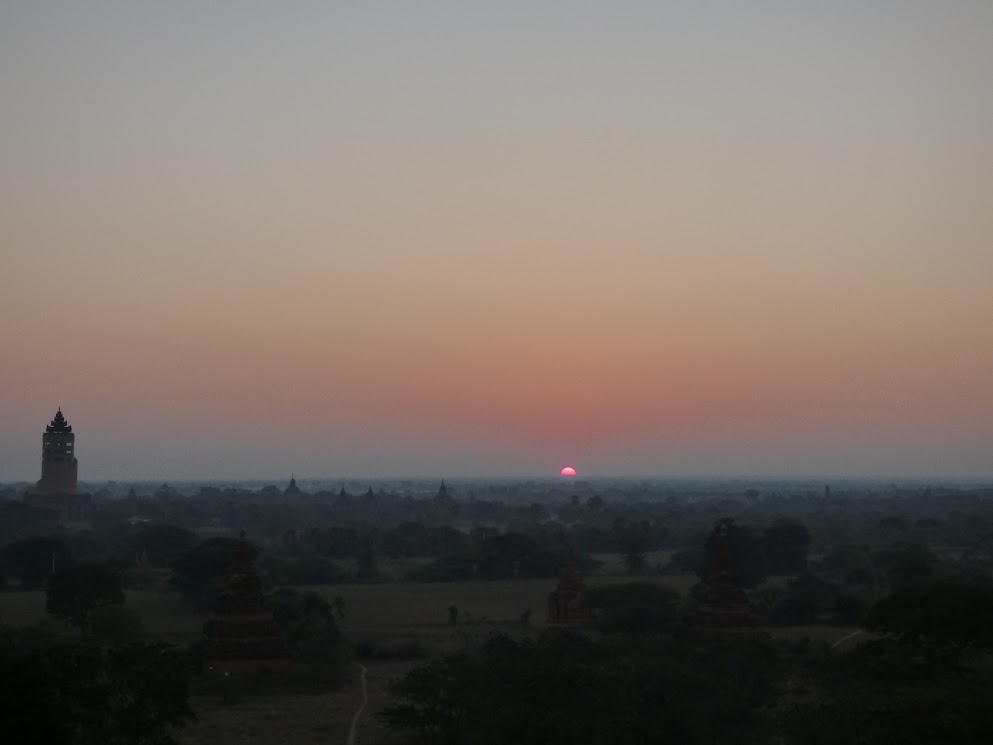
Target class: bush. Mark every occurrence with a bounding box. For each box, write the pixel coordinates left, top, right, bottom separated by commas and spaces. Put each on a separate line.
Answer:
356, 637, 429, 661
586, 582, 679, 634
89, 606, 145, 646
262, 555, 346, 585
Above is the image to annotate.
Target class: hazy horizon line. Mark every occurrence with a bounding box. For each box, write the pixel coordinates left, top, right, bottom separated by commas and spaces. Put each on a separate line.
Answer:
5, 473, 993, 487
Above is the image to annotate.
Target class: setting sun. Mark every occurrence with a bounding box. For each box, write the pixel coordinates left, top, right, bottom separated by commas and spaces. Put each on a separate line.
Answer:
560, 466, 577, 477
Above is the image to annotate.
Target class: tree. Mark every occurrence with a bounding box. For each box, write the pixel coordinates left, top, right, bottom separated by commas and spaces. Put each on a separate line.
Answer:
0, 638, 194, 745
1, 536, 73, 589
478, 532, 537, 578
668, 547, 706, 575
171, 536, 247, 610
617, 525, 653, 574
872, 542, 938, 587
763, 520, 811, 574
89, 606, 145, 646
131, 525, 197, 566
380, 630, 778, 745
270, 587, 339, 633
268, 588, 348, 687
585, 582, 678, 634
357, 549, 378, 579
767, 573, 839, 626
46, 562, 125, 631
866, 576, 993, 654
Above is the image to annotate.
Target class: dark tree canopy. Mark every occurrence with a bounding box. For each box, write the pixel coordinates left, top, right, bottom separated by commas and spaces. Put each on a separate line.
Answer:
170, 536, 249, 610
1, 535, 73, 589
585, 582, 679, 634
763, 520, 811, 574
131, 525, 197, 566
866, 576, 993, 653
380, 630, 777, 745
46, 562, 125, 630
0, 637, 193, 745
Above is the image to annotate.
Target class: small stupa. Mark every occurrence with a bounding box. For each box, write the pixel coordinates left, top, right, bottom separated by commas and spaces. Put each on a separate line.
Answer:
202, 532, 291, 673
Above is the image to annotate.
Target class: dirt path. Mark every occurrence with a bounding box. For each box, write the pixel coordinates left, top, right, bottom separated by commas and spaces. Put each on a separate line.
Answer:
345, 664, 369, 745
831, 629, 864, 649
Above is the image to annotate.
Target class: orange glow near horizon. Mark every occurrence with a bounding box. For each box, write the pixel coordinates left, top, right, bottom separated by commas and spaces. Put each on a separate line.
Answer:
2, 3, 992, 479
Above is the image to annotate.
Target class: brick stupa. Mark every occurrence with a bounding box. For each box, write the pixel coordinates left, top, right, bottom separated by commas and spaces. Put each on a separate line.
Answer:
202, 532, 291, 673
695, 519, 759, 629
547, 553, 593, 623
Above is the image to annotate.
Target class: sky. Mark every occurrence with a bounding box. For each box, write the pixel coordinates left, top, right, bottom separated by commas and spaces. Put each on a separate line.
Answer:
2, 1, 992, 481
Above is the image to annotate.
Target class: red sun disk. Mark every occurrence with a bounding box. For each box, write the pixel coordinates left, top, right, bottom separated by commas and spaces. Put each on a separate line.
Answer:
560, 466, 577, 477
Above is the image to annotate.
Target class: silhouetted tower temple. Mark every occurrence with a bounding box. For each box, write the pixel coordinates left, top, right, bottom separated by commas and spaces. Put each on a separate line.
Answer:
284, 475, 301, 496
547, 552, 593, 623
202, 532, 291, 673
696, 519, 758, 629
37, 408, 78, 495
436, 480, 450, 500
27, 409, 90, 521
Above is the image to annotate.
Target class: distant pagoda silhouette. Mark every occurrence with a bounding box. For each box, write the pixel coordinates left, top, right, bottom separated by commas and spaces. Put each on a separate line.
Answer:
37, 408, 77, 494
695, 519, 758, 629
436, 479, 451, 500
202, 532, 291, 673
284, 475, 301, 496
26, 409, 90, 521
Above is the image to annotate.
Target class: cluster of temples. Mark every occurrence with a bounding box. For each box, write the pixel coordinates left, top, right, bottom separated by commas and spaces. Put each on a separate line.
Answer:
544, 522, 758, 631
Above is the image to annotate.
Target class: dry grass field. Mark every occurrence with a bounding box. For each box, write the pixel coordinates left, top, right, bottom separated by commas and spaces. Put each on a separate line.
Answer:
175, 689, 355, 745
0, 560, 865, 744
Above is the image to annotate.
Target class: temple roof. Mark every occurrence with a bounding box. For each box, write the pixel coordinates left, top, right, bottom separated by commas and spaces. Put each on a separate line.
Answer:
46, 408, 72, 434
285, 475, 300, 494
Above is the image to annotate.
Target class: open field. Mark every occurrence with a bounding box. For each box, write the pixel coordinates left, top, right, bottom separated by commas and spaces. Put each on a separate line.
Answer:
176, 689, 355, 745
1, 571, 854, 647
1, 565, 868, 744
314, 574, 697, 632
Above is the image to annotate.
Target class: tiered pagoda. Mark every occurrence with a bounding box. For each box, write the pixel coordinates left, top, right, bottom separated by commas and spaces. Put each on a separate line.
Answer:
548, 553, 593, 623
36, 408, 78, 494
202, 533, 292, 673
436, 480, 451, 501
26, 409, 91, 521
284, 475, 301, 496
695, 519, 759, 629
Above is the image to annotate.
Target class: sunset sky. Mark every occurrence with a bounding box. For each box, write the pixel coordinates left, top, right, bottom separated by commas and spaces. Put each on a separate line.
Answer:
2, 2, 992, 481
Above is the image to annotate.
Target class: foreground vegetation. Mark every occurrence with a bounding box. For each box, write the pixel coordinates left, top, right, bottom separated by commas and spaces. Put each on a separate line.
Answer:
1, 478, 992, 743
